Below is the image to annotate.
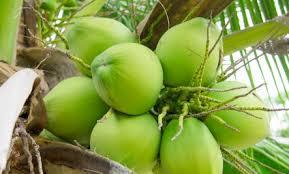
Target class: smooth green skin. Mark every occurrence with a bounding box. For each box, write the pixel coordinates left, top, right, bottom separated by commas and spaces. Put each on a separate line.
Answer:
44, 76, 109, 146
66, 17, 135, 76
155, 17, 222, 87
40, 0, 58, 11
204, 81, 270, 150
160, 118, 223, 174
91, 43, 163, 115
90, 111, 161, 173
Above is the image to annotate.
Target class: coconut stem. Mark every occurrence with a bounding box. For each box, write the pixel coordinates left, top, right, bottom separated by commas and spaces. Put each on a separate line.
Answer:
192, 18, 212, 88
208, 19, 229, 57
29, 6, 69, 49
171, 103, 189, 141
156, 81, 283, 131
233, 106, 289, 112
229, 107, 261, 119
157, 86, 265, 121
190, 105, 233, 118
218, 53, 265, 82
187, 103, 261, 120
199, 95, 221, 103
65, 52, 91, 71
211, 115, 240, 132
169, 85, 247, 93
158, 105, 170, 130
210, 83, 265, 110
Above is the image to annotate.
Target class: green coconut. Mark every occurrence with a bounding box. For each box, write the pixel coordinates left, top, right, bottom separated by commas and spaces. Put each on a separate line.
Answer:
44, 76, 109, 146
90, 111, 161, 173
204, 81, 270, 150
160, 118, 223, 174
91, 43, 163, 115
155, 17, 222, 87
66, 17, 135, 76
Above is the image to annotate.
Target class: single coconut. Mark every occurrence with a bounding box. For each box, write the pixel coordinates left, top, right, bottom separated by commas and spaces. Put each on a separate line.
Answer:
204, 81, 270, 150
160, 118, 223, 174
155, 17, 223, 87
91, 43, 163, 115
44, 76, 109, 146
90, 110, 161, 173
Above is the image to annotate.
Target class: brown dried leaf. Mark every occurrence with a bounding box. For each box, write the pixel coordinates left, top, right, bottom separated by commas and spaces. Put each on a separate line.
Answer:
9, 137, 133, 174
0, 62, 18, 85
25, 79, 47, 135
17, 47, 80, 90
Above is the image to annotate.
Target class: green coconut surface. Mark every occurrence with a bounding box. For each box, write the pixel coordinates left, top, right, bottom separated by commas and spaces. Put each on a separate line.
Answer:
91, 43, 163, 115
44, 76, 109, 146
204, 81, 270, 150
160, 118, 223, 174
156, 17, 222, 87
90, 111, 161, 173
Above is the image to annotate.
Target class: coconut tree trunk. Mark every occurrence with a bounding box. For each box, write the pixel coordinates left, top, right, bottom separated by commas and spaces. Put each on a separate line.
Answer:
138, 0, 234, 49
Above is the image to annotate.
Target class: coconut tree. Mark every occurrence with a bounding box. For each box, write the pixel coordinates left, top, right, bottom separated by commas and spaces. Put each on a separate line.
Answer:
1, 0, 289, 173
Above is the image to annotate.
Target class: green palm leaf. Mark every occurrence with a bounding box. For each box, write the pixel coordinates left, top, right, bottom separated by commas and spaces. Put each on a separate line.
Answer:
0, 0, 23, 64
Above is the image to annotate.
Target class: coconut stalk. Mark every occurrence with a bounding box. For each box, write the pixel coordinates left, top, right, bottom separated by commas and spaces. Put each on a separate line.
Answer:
137, 0, 233, 49
0, 0, 23, 64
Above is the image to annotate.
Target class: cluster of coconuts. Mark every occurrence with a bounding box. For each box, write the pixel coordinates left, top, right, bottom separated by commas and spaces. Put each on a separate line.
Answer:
43, 16, 270, 174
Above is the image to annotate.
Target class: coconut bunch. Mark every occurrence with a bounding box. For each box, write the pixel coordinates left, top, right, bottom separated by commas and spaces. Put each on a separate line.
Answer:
43, 16, 270, 174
